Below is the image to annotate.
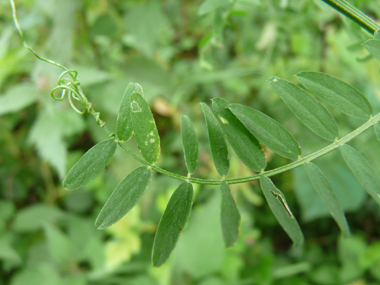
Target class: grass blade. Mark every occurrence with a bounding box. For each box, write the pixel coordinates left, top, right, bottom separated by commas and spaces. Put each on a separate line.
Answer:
259, 175, 304, 246
269, 77, 338, 141
152, 182, 193, 267
95, 166, 152, 229
63, 138, 116, 191
304, 162, 350, 237
212, 98, 266, 172
340, 144, 380, 206
228, 104, 301, 160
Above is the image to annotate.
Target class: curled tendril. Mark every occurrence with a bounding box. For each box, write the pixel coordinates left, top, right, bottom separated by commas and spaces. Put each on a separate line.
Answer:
50, 70, 87, 114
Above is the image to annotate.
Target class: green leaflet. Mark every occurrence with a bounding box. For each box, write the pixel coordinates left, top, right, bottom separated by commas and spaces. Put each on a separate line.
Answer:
95, 166, 152, 229
296, 72, 372, 119
259, 176, 304, 246
269, 77, 338, 141
130, 93, 161, 164
363, 39, 380, 62
228, 104, 301, 160
212, 98, 266, 172
63, 138, 116, 191
152, 182, 193, 267
200, 103, 229, 177
116, 82, 144, 141
304, 162, 350, 237
220, 181, 241, 247
375, 123, 380, 142
340, 144, 380, 206
180, 115, 199, 175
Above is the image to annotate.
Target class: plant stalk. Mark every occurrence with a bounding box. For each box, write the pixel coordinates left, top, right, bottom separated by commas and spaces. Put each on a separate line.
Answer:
321, 0, 380, 34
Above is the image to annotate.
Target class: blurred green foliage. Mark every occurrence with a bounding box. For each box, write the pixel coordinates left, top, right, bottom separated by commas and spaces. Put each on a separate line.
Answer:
1, 0, 380, 284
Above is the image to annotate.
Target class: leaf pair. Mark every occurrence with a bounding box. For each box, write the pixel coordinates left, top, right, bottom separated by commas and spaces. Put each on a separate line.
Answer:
117, 82, 161, 164
269, 72, 373, 144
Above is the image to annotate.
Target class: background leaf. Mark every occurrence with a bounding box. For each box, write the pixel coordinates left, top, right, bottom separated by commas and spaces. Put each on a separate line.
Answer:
130, 93, 161, 164
95, 166, 152, 229
180, 115, 199, 175
374, 123, 380, 142
200, 102, 229, 177
212, 98, 266, 172
152, 182, 193, 267
220, 181, 241, 247
0, 83, 38, 115
269, 77, 338, 141
304, 162, 350, 237
296, 72, 372, 119
340, 144, 380, 206
62, 138, 116, 191
363, 39, 380, 62
116, 82, 144, 141
229, 104, 302, 160
260, 175, 304, 246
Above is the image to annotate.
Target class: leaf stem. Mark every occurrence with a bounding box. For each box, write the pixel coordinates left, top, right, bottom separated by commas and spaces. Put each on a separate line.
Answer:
117, 113, 380, 185
320, 0, 380, 34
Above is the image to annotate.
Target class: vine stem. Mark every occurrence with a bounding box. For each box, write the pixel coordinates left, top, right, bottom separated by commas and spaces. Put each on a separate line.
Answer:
321, 0, 380, 34
118, 113, 380, 185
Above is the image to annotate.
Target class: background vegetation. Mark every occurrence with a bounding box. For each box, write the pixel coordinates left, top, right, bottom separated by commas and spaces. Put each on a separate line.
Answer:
1, 0, 380, 284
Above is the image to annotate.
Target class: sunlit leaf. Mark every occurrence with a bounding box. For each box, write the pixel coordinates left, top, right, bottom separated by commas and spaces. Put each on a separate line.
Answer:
228, 104, 301, 160
340, 144, 380, 206
63, 138, 116, 191
130, 92, 160, 164
152, 182, 193, 267
220, 181, 240, 247
116, 82, 143, 141
259, 175, 304, 246
95, 166, 152, 229
198, 0, 230, 15
296, 72, 372, 119
363, 39, 380, 62
200, 102, 229, 177
180, 115, 199, 175
304, 162, 350, 237
269, 77, 338, 141
212, 98, 266, 172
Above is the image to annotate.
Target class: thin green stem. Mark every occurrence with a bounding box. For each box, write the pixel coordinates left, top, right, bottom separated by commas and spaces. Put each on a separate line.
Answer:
10, 0, 68, 70
321, 0, 380, 34
117, 113, 380, 185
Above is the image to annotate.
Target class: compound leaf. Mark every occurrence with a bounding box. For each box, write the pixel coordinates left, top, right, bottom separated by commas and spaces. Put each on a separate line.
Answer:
296, 72, 372, 119
63, 138, 116, 191
363, 39, 380, 62
180, 115, 199, 175
116, 82, 144, 141
340, 144, 380, 206
229, 104, 301, 160
304, 162, 350, 237
130, 93, 161, 164
259, 175, 304, 246
212, 98, 266, 172
200, 102, 229, 177
269, 77, 338, 141
220, 181, 241, 247
152, 182, 193, 267
95, 166, 152, 229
